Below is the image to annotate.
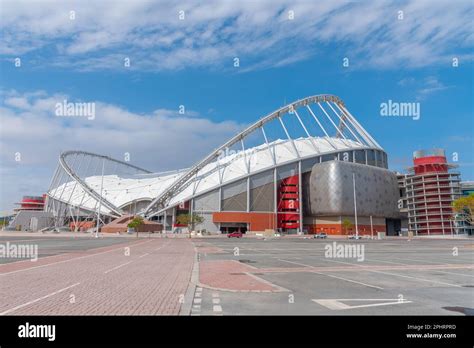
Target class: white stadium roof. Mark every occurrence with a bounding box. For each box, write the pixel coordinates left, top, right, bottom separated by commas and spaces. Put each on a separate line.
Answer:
46, 94, 384, 218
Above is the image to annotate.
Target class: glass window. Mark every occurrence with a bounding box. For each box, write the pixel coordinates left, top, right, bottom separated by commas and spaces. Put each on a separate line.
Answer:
366, 150, 376, 166
354, 150, 366, 164
321, 153, 337, 162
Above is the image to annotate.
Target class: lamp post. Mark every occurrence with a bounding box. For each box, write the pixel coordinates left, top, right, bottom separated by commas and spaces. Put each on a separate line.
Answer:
96, 159, 105, 239
370, 215, 373, 239
352, 172, 359, 237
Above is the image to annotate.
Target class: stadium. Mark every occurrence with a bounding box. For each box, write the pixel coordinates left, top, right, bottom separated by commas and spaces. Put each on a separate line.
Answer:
44, 94, 401, 235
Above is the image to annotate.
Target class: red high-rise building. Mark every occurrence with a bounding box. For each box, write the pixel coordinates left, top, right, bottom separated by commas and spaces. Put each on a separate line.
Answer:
406, 149, 461, 235
14, 195, 46, 212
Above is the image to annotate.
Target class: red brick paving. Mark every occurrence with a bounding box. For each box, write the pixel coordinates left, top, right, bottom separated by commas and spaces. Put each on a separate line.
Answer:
196, 246, 226, 254
0, 238, 195, 315
199, 260, 283, 292
0, 239, 149, 274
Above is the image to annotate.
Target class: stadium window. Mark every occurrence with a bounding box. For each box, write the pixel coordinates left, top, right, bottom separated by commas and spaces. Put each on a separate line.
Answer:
354, 150, 365, 164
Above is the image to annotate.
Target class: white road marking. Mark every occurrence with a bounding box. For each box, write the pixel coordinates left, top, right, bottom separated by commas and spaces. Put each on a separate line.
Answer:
324, 258, 464, 287
138, 253, 149, 258
154, 241, 171, 251
312, 271, 384, 290
1, 238, 52, 243
313, 298, 412, 311
213, 305, 222, 312
368, 269, 463, 287
432, 270, 474, 278
393, 257, 453, 265
193, 298, 202, 304
104, 261, 133, 274
195, 292, 202, 298
0, 239, 153, 276
278, 259, 383, 290
0, 282, 80, 315
212, 298, 220, 304
366, 258, 474, 278
212, 292, 219, 298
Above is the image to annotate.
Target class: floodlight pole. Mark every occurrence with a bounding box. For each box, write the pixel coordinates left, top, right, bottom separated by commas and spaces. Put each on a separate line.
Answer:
352, 172, 359, 237
96, 159, 105, 239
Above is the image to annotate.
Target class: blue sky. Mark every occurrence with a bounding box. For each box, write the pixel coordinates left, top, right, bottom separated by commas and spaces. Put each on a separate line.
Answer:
0, 0, 473, 211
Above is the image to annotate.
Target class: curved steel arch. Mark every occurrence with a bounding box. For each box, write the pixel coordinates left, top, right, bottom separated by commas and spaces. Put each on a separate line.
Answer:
59, 151, 152, 216
143, 94, 381, 216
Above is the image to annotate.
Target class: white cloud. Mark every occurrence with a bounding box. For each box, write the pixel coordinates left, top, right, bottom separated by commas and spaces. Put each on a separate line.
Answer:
416, 76, 452, 99
0, 0, 472, 71
0, 90, 245, 210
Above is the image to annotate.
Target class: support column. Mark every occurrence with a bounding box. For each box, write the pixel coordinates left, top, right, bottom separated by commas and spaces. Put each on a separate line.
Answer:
164, 210, 167, 232
246, 177, 250, 213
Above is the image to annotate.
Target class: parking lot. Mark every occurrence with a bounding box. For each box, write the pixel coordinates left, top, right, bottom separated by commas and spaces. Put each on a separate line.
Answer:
0, 234, 472, 315
0, 235, 131, 264
192, 237, 474, 315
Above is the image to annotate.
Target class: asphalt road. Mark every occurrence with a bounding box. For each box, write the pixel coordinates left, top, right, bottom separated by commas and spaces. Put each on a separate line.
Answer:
0, 235, 472, 315
192, 237, 474, 315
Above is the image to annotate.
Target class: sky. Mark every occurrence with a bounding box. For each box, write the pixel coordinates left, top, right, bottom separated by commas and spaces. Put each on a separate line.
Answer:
0, 0, 473, 212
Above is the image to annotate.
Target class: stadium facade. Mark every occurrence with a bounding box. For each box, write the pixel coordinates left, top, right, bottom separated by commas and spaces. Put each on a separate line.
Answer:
45, 94, 404, 235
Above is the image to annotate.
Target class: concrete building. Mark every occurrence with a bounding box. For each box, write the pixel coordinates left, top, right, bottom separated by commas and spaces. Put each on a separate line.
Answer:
405, 149, 462, 235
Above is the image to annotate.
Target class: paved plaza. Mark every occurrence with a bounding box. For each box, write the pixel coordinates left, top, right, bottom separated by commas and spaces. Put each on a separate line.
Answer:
0, 234, 472, 315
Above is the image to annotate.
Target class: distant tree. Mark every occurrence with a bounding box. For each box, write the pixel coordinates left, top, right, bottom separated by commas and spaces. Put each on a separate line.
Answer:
342, 218, 353, 235
176, 213, 204, 237
452, 193, 474, 226
128, 216, 144, 237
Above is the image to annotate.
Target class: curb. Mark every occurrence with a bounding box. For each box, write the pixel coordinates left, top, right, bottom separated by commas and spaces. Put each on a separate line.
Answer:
179, 244, 200, 316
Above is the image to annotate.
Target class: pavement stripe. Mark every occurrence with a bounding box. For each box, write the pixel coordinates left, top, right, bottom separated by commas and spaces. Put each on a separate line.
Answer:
278, 259, 383, 290
325, 258, 464, 287
104, 261, 133, 274
313, 299, 412, 311
0, 282, 80, 315
213, 305, 222, 312
0, 239, 153, 276
367, 269, 463, 287
366, 258, 474, 278
311, 270, 384, 290
154, 241, 170, 251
